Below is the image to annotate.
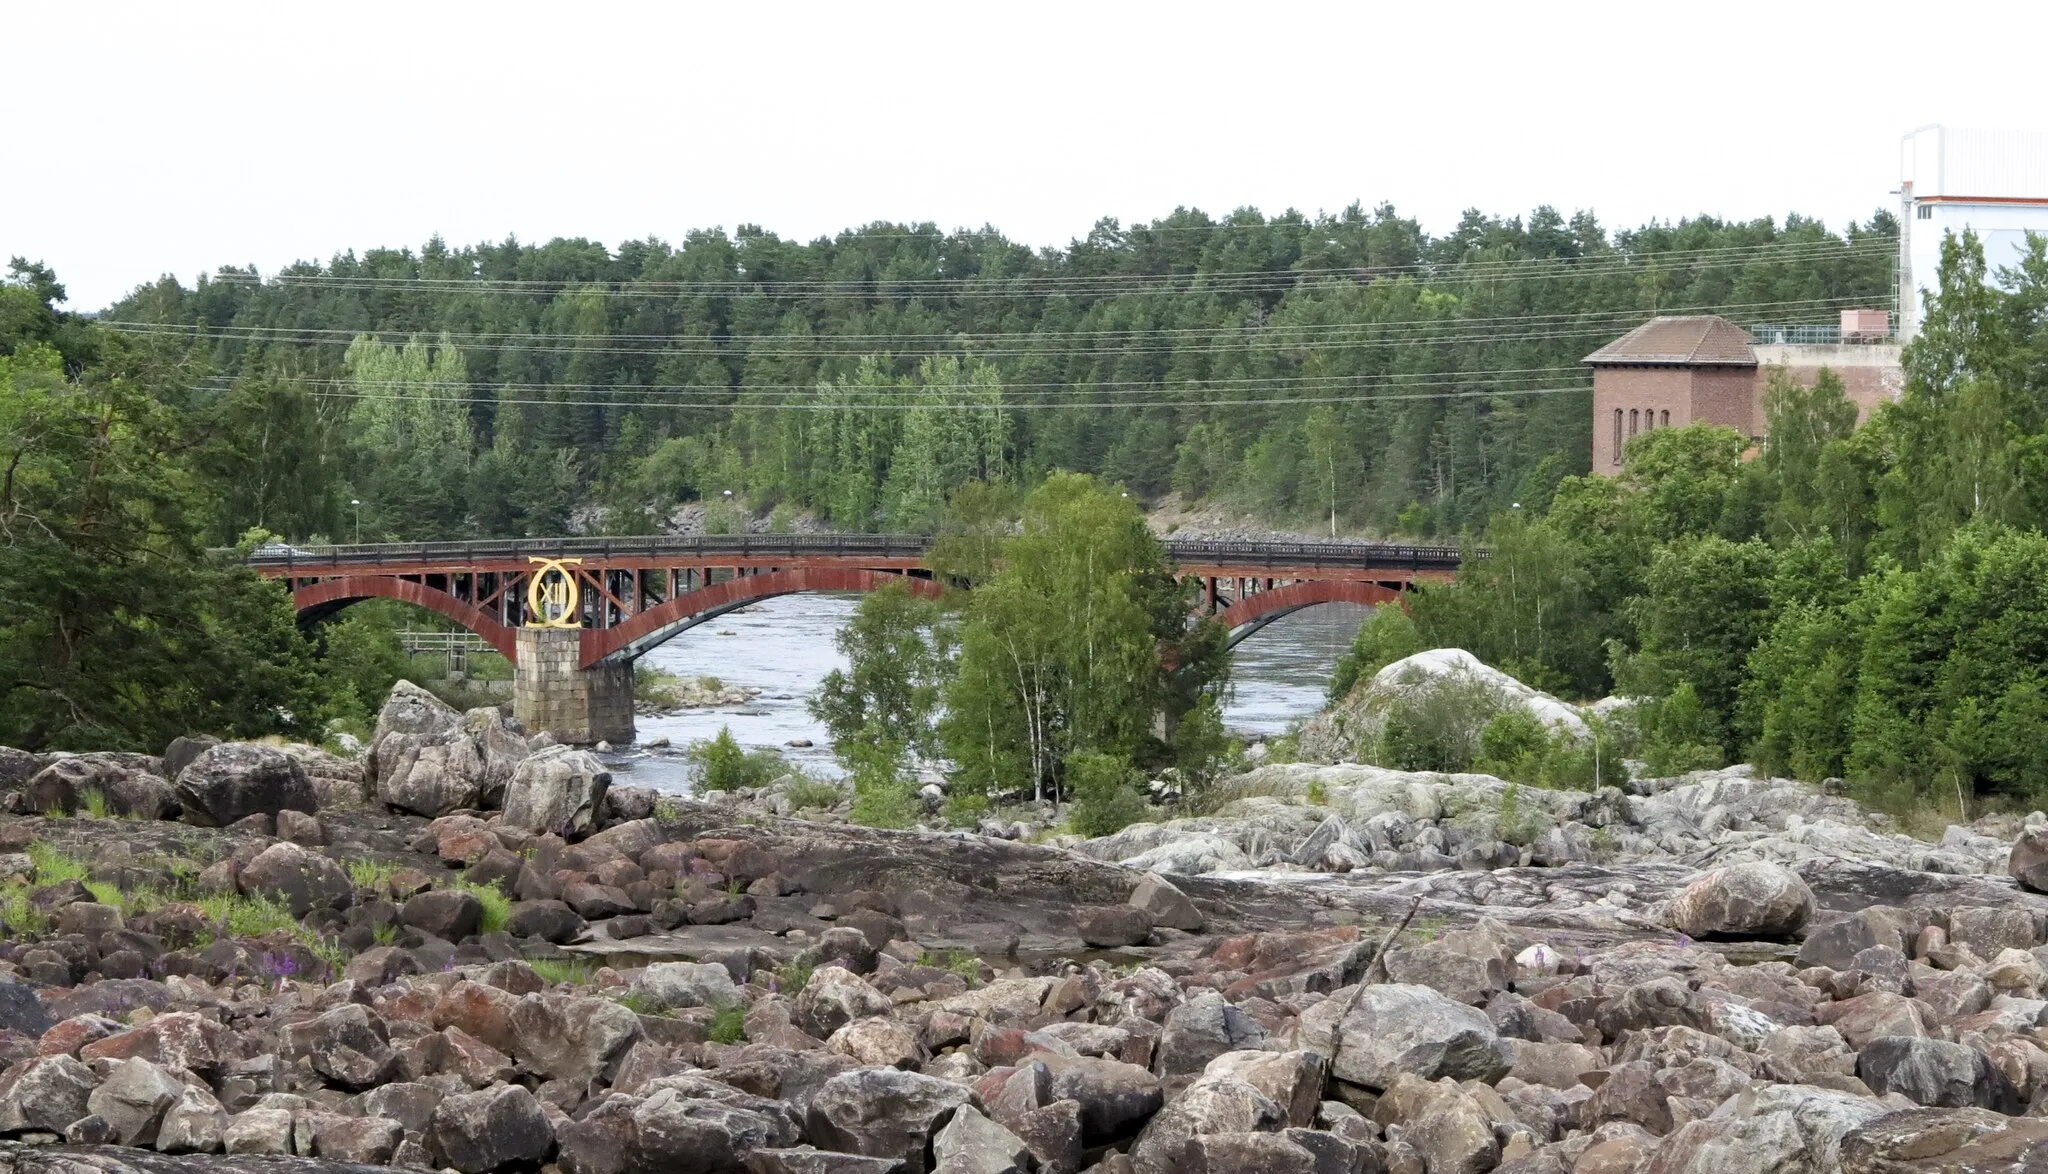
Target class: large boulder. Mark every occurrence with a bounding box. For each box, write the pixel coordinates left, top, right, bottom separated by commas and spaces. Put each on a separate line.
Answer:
1840, 1107, 2048, 1173
464, 707, 532, 808
501, 744, 611, 837
1665, 862, 1814, 938
1153, 991, 1268, 1076
1129, 1073, 1283, 1174
932, 1107, 1033, 1174
805, 1068, 974, 1173
282, 1004, 398, 1090
1855, 1036, 2021, 1112
85, 1057, 184, 1148
1643, 1084, 1888, 1174
630, 1086, 799, 1174
23, 754, 178, 819
1298, 982, 1513, 1092
633, 962, 741, 1012
1299, 648, 1587, 762
0, 1055, 99, 1133
429, 1084, 555, 1174
173, 741, 317, 826
403, 889, 486, 942
372, 682, 488, 816
510, 993, 642, 1084
0, 745, 42, 790
236, 841, 352, 916
2010, 826, 2048, 893
796, 966, 894, 1039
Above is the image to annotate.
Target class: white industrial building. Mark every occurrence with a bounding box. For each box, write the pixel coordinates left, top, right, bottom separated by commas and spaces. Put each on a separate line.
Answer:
1899, 125, 2048, 338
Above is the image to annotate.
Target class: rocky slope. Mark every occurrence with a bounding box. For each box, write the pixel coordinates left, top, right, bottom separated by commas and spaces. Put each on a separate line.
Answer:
5, 686, 2048, 1171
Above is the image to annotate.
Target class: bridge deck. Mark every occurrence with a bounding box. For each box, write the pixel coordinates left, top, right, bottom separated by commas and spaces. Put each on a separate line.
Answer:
245, 534, 1467, 575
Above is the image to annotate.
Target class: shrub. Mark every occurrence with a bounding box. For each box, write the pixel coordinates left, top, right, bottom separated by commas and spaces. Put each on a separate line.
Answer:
636, 666, 689, 709
686, 726, 786, 792
1066, 751, 1148, 838
1370, 670, 1511, 773
1328, 607, 1426, 702
709, 1004, 747, 1044
845, 736, 919, 829
783, 772, 849, 812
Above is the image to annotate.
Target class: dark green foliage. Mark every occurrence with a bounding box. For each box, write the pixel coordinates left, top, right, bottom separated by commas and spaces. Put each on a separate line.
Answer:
1065, 751, 1149, 838
1328, 607, 1424, 701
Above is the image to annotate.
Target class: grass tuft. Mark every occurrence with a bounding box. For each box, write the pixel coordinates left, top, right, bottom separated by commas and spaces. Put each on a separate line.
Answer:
529, 958, 596, 986
347, 859, 403, 894
709, 1004, 746, 1044
28, 841, 90, 885
448, 880, 512, 935
192, 892, 300, 939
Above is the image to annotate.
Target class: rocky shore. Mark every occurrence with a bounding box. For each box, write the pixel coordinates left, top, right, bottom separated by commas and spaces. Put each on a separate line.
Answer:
5, 685, 2048, 1172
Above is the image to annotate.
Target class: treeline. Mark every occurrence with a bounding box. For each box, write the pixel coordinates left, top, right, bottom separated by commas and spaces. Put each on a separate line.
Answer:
1335, 230, 2048, 812
105, 205, 1896, 543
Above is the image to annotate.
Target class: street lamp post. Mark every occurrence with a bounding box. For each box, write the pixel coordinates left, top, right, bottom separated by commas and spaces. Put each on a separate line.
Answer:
351, 499, 361, 544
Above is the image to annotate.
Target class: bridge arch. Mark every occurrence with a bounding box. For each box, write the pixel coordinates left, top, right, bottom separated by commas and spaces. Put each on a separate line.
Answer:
582, 567, 943, 666
1215, 580, 1406, 649
291, 576, 520, 661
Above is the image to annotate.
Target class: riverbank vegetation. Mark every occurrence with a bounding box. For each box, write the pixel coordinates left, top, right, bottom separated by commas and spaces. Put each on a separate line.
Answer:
1331, 230, 2048, 818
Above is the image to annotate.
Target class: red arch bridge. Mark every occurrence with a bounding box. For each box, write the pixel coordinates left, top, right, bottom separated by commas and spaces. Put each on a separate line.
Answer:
251, 535, 1461, 743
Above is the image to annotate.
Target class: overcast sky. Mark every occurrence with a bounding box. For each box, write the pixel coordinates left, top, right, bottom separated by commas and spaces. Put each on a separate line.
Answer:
10, 0, 2044, 310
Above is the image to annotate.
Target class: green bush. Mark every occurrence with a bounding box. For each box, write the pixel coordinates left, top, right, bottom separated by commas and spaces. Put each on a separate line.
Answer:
844, 736, 919, 828
1369, 670, 1510, 773
1328, 607, 1425, 702
686, 726, 786, 792
1066, 751, 1149, 838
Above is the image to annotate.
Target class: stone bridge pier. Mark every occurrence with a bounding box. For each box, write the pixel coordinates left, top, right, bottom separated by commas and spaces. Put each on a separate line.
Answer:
514, 628, 633, 745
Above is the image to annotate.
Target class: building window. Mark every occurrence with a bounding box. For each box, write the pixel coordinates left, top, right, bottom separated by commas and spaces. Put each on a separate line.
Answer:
1629, 409, 1639, 437
1660, 409, 1670, 427
1612, 409, 1622, 463
1917, 204, 1932, 220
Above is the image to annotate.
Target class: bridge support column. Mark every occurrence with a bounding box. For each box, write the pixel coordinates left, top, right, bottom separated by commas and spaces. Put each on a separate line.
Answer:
514, 628, 635, 745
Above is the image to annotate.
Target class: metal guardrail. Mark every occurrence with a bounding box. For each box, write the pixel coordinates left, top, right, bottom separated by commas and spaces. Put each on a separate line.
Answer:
395, 630, 496, 654
244, 533, 1470, 573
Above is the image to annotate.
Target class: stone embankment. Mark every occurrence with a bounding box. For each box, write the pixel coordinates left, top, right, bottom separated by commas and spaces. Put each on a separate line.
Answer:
4, 683, 2048, 1172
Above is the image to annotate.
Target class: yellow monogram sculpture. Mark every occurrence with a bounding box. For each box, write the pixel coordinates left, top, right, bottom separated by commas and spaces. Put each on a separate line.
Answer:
525, 557, 584, 627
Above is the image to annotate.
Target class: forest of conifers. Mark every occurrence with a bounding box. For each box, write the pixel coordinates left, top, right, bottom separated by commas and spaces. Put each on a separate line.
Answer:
102, 204, 1898, 543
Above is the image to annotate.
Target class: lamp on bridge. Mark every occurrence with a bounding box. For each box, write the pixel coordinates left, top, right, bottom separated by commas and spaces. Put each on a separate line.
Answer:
350, 498, 361, 544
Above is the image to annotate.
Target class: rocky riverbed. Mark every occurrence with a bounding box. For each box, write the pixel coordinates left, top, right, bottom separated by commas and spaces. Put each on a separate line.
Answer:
6, 685, 2048, 1172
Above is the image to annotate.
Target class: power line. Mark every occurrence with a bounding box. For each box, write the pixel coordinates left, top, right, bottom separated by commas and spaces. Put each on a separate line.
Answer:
185, 237, 1893, 299
103, 291, 1885, 348
193, 364, 1595, 396
286, 383, 1596, 412
100, 294, 1892, 361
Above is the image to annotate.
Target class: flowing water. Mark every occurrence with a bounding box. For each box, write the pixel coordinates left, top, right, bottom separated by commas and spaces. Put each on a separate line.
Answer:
597, 594, 1370, 793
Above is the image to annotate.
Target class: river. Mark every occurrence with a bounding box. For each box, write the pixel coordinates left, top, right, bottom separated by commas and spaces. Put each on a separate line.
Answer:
597, 594, 1369, 793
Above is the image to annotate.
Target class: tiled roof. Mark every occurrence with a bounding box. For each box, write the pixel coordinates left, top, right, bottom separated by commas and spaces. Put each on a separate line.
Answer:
1582, 316, 1758, 366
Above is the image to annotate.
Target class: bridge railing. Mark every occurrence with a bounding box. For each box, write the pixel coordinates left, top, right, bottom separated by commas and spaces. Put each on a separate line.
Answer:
241, 533, 1472, 573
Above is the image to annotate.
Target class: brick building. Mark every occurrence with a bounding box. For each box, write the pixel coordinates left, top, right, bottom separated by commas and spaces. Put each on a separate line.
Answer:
1585, 313, 1903, 473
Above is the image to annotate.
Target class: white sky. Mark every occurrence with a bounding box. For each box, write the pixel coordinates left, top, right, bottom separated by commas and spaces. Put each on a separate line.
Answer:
9, 0, 2045, 310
